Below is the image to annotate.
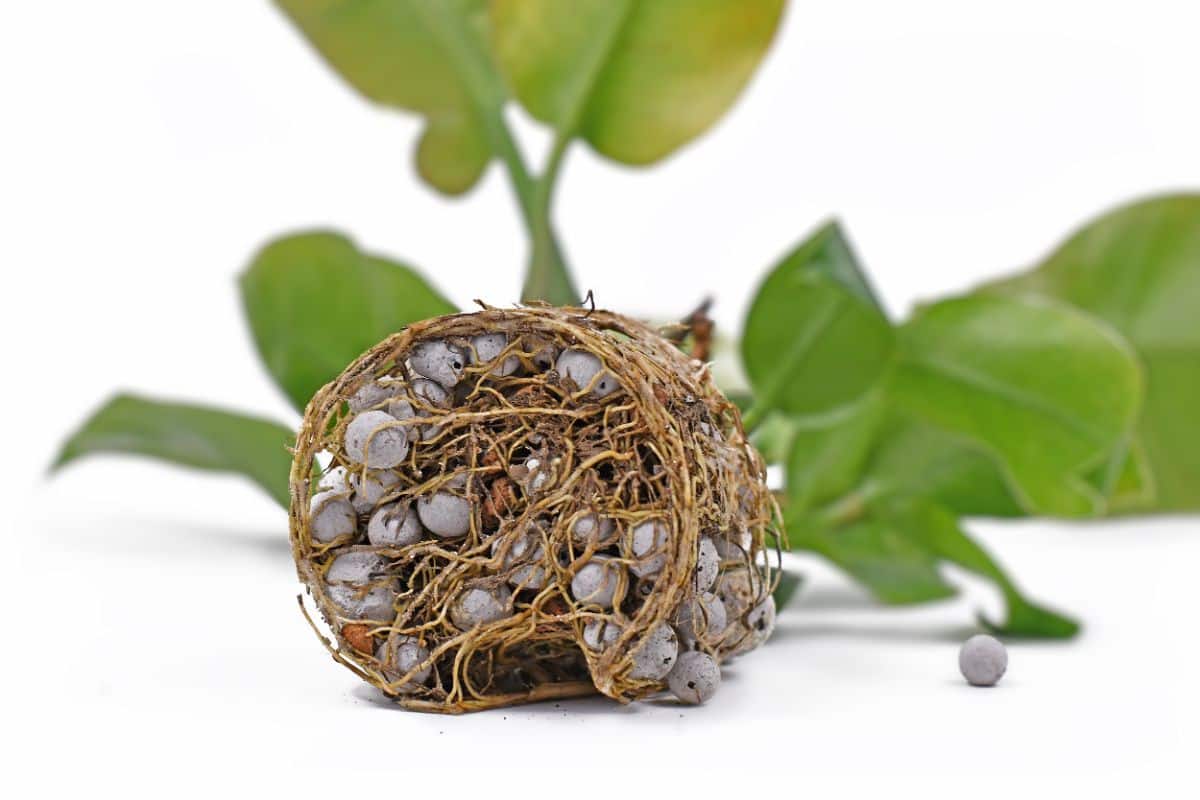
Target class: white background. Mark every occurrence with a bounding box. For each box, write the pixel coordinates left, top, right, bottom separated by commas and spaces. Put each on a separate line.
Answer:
3, 1, 1199, 796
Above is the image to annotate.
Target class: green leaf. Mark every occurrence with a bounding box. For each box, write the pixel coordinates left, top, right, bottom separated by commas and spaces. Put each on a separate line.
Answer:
742, 221, 895, 425
789, 500, 1079, 637
892, 294, 1142, 517
51, 394, 296, 509
865, 416, 1025, 518
791, 510, 957, 605
275, 0, 501, 194
785, 391, 885, 512
772, 569, 804, 612
986, 195, 1200, 511
894, 501, 1079, 638
490, 0, 785, 165
1082, 436, 1156, 514
240, 231, 456, 413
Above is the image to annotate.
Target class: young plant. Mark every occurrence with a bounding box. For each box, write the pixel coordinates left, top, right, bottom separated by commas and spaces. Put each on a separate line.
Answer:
52, 1, 1200, 642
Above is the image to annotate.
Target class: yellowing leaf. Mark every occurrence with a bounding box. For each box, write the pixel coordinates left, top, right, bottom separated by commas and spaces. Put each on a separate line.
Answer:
276, 0, 501, 194
491, 0, 785, 164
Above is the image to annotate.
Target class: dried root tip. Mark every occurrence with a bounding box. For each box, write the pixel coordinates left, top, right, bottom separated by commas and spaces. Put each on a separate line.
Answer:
288, 306, 780, 713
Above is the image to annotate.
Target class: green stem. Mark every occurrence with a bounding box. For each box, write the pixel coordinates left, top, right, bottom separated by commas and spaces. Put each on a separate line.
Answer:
520, 0, 634, 306
522, 135, 578, 305
416, 3, 578, 306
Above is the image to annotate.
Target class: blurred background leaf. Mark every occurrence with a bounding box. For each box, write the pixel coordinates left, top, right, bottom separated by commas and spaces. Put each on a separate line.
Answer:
491, 0, 786, 165
240, 231, 456, 412
274, 0, 501, 195
51, 394, 296, 508
788, 491, 1078, 637
741, 222, 895, 426
985, 195, 1200, 512
891, 294, 1142, 517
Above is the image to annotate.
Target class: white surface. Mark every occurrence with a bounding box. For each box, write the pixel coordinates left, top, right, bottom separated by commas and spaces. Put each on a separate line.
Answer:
3, 1, 1199, 795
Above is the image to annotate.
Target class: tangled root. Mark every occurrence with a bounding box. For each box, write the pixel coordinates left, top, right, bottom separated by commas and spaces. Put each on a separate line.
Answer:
288, 305, 781, 713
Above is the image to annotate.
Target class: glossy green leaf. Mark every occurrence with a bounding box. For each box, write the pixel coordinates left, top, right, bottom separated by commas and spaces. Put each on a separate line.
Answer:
491, 0, 785, 164
742, 221, 895, 424
275, 0, 501, 194
988, 195, 1200, 511
51, 394, 296, 509
240, 231, 456, 412
892, 294, 1142, 517
865, 416, 1025, 518
785, 391, 885, 512
791, 510, 957, 605
894, 501, 1079, 638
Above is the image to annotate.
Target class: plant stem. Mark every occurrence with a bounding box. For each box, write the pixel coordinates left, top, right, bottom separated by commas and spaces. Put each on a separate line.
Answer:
522, 136, 579, 305
415, 2, 579, 306
520, 0, 634, 306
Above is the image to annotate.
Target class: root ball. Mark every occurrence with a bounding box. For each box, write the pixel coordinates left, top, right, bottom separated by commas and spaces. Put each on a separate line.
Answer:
289, 305, 781, 713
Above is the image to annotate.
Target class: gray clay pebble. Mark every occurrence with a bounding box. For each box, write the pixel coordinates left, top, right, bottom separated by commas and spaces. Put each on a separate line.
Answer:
695, 536, 719, 592
748, 595, 777, 647
571, 513, 615, 546
582, 618, 622, 651
629, 622, 679, 680
667, 651, 721, 705
417, 490, 472, 538
410, 340, 467, 388
630, 519, 669, 578
350, 469, 401, 514
959, 634, 1008, 687
326, 552, 396, 620
375, 636, 432, 692
367, 502, 424, 547
675, 591, 728, 647
555, 349, 619, 398
309, 490, 357, 543
348, 378, 404, 412
570, 555, 622, 609
450, 584, 513, 629
471, 333, 519, 376
345, 410, 410, 468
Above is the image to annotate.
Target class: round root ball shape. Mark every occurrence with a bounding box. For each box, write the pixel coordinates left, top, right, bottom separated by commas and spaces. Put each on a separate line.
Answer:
668, 651, 721, 705
289, 306, 779, 713
959, 634, 1008, 687
345, 410, 410, 468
